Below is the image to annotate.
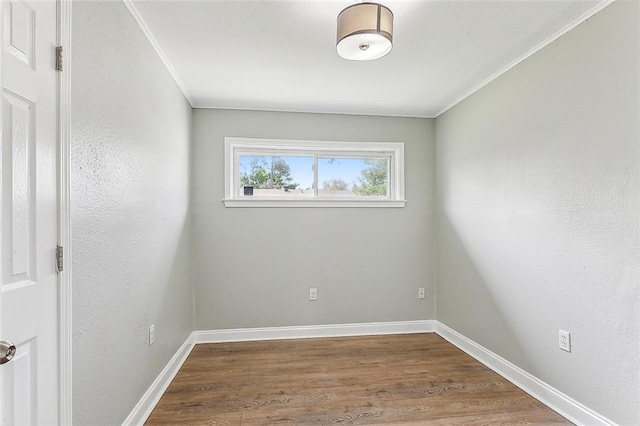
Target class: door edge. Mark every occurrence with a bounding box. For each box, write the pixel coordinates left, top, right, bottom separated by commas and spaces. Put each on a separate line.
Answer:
57, 0, 72, 424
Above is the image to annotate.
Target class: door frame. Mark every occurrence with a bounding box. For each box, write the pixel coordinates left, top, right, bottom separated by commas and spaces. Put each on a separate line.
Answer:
57, 0, 72, 423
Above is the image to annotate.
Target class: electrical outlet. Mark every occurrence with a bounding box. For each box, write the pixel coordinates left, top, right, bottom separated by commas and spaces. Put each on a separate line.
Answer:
418, 288, 425, 299
558, 329, 570, 352
309, 288, 317, 301
149, 324, 155, 346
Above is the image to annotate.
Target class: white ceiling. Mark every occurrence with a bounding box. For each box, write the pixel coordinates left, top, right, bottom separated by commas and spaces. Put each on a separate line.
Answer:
128, 0, 608, 118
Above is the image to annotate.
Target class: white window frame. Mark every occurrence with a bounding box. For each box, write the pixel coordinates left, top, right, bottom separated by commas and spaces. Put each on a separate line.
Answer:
224, 137, 406, 208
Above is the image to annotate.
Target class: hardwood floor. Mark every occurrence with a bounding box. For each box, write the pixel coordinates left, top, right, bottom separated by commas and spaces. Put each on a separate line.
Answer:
146, 333, 572, 425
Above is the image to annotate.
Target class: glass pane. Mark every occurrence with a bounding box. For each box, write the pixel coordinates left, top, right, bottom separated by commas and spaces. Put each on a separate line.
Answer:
318, 157, 389, 198
239, 155, 314, 197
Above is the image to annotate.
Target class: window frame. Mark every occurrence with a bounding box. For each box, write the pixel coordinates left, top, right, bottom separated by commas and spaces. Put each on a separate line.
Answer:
224, 137, 406, 208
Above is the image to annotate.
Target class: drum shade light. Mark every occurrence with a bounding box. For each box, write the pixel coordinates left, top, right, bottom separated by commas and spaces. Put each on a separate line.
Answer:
336, 2, 393, 61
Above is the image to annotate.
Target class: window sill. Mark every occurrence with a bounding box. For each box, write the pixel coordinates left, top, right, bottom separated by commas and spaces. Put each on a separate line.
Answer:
223, 198, 407, 208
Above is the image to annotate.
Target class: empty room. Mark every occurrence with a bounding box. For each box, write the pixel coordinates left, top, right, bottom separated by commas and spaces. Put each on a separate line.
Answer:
0, 0, 637, 425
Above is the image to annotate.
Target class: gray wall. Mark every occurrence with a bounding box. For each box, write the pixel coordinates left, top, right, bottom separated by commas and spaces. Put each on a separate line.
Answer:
434, 1, 639, 424
192, 109, 435, 329
71, 2, 193, 424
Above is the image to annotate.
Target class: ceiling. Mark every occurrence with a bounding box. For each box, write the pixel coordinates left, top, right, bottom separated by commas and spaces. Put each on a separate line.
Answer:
128, 0, 608, 118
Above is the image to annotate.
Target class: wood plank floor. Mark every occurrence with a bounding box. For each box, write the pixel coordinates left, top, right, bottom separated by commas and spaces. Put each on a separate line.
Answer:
146, 333, 572, 425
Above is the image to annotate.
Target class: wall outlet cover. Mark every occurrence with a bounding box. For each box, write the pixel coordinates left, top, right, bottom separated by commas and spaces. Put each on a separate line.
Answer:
558, 329, 571, 352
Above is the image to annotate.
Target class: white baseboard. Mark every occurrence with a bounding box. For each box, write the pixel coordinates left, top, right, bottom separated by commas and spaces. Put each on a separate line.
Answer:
124, 320, 614, 426
192, 320, 437, 343
435, 322, 616, 426
121, 337, 195, 426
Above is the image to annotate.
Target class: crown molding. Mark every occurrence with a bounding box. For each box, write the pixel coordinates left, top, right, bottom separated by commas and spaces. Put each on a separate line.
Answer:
122, 0, 194, 107
435, 0, 615, 117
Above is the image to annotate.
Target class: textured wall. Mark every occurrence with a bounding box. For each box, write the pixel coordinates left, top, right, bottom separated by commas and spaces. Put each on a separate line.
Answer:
435, 1, 639, 424
71, 2, 193, 424
192, 109, 435, 329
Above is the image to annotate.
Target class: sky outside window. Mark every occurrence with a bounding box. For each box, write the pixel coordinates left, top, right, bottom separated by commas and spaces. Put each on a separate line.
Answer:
239, 155, 388, 196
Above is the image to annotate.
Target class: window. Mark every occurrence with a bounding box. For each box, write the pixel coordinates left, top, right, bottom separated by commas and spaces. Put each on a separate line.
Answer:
224, 137, 405, 207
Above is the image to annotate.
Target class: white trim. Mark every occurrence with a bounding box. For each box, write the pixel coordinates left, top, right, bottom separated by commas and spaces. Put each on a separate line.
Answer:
435, 322, 616, 426
192, 320, 436, 344
224, 137, 405, 208
222, 198, 406, 208
122, 0, 194, 107
434, 0, 615, 117
194, 105, 433, 119
57, 0, 72, 424
122, 337, 196, 426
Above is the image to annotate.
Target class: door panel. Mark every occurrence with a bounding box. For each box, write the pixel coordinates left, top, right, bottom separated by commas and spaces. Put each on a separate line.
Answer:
4, 0, 36, 69
3, 89, 36, 287
0, 0, 59, 424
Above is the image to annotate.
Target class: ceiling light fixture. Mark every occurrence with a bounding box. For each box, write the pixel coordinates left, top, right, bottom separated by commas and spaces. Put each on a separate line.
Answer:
336, 2, 393, 61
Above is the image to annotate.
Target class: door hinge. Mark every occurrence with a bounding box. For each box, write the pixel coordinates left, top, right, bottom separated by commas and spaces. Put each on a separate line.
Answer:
55, 46, 63, 71
56, 245, 64, 273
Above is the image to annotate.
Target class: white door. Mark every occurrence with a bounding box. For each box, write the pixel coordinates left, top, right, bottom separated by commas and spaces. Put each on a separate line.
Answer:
0, 0, 59, 424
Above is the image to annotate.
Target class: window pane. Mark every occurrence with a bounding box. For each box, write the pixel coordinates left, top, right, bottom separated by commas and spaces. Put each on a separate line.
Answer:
318, 157, 389, 198
239, 155, 314, 197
